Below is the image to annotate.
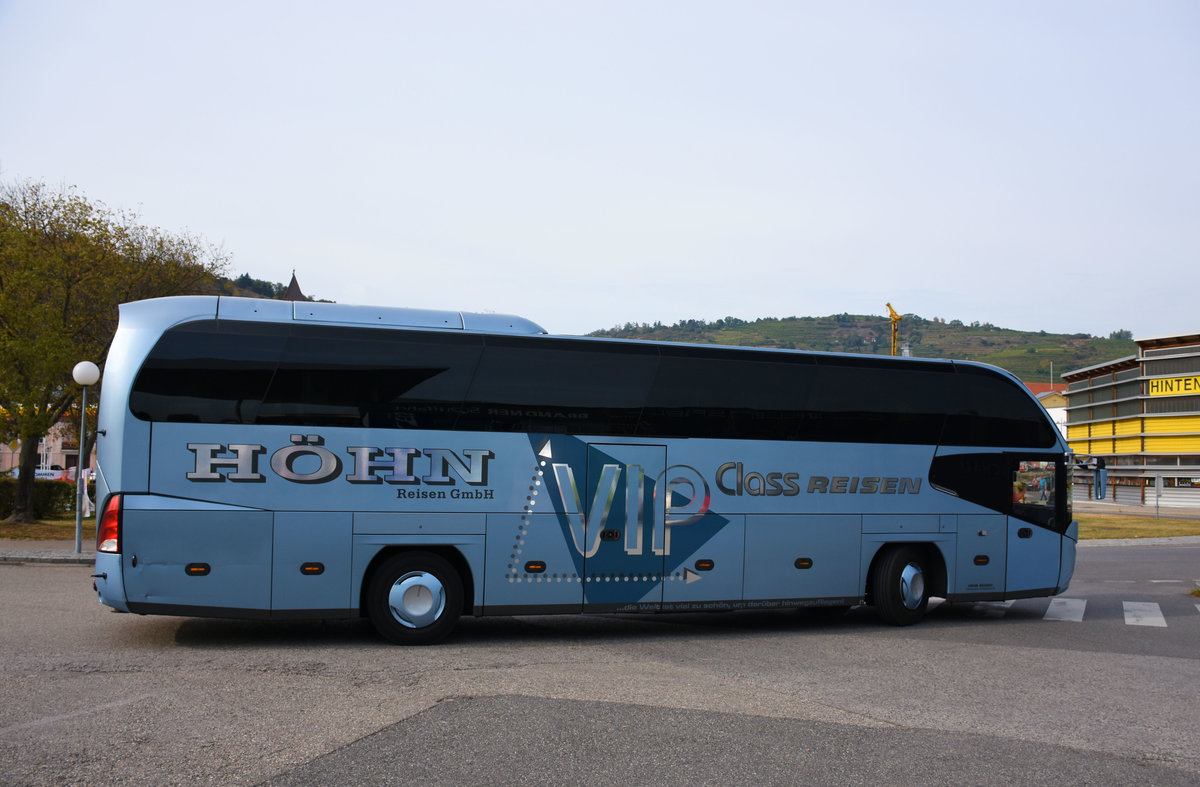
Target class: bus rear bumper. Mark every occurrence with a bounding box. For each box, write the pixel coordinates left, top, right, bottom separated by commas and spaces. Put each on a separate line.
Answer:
93, 552, 130, 612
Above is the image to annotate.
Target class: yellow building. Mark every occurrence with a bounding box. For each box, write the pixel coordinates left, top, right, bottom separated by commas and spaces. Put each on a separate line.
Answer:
1063, 332, 1200, 506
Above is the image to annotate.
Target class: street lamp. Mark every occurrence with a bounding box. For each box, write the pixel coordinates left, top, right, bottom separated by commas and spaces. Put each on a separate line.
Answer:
72, 361, 100, 554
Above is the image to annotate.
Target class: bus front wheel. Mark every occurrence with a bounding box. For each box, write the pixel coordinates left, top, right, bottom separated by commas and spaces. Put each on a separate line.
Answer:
871, 546, 930, 626
367, 552, 463, 645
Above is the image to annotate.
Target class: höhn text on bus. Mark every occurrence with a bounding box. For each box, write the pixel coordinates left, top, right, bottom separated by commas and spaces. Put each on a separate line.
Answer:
91, 296, 1076, 644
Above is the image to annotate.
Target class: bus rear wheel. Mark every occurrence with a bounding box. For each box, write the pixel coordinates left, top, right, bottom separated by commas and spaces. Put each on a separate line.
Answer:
871, 545, 930, 626
367, 552, 463, 645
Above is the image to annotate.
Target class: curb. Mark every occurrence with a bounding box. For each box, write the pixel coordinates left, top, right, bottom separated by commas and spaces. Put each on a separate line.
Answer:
1077, 535, 1200, 548
0, 553, 95, 565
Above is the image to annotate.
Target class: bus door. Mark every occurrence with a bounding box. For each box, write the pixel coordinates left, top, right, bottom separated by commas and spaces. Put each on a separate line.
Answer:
1006, 459, 1062, 595
582, 444, 666, 611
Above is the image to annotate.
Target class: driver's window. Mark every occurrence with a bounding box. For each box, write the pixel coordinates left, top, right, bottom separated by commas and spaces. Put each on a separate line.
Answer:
1012, 460, 1056, 526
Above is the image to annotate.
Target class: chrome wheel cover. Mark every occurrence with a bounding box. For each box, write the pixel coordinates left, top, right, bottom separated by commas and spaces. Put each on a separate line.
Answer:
899, 562, 925, 610
388, 571, 447, 629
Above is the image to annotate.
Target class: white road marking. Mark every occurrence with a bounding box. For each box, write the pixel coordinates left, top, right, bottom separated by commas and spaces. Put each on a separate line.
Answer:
1123, 601, 1167, 628
936, 598, 1192, 626
1044, 597, 1086, 622
0, 694, 155, 735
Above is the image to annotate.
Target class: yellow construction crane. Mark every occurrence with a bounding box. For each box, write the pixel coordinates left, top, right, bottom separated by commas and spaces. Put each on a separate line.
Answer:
886, 303, 901, 356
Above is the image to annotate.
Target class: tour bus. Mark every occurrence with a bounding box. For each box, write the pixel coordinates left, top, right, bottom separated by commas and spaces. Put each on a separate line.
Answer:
92, 296, 1076, 644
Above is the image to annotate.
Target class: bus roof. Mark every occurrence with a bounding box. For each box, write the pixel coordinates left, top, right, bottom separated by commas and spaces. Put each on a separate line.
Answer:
119, 295, 548, 335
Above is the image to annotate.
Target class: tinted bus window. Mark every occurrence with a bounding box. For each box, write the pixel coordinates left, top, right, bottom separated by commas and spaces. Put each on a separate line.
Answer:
259, 327, 483, 429
807, 357, 953, 444
943, 365, 1058, 448
130, 320, 286, 423
130, 320, 1056, 449
461, 336, 659, 435
929, 452, 1068, 532
642, 347, 816, 440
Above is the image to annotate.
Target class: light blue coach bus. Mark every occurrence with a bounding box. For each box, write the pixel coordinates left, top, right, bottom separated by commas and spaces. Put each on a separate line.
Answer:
92, 296, 1076, 644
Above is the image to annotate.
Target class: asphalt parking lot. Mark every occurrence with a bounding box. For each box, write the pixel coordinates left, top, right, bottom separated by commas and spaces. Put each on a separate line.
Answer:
1, 537, 1197, 785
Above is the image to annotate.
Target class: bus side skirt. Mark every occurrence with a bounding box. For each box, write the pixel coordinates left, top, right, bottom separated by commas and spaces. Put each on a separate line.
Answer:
946, 587, 1059, 604
124, 602, 358, 620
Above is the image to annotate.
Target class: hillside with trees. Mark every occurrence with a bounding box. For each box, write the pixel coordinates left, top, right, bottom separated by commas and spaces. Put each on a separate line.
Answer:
590, 314, 1137, 383
219, 272, 324, 301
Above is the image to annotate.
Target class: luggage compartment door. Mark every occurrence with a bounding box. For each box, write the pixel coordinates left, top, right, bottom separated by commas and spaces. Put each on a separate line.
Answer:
123, 509, 273, 612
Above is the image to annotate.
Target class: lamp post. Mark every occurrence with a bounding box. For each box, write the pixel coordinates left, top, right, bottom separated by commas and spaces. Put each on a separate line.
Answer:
72, 361, 100, 554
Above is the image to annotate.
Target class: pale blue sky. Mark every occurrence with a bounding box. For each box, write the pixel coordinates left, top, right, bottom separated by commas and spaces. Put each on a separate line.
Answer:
2, 1, 1197, 338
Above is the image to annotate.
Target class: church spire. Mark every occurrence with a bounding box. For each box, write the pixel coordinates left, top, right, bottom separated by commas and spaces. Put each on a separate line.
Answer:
282, 270, 306, 301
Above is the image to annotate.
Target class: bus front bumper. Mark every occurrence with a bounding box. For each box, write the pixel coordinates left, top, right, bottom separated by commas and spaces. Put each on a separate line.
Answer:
1057, 520, 1078, 594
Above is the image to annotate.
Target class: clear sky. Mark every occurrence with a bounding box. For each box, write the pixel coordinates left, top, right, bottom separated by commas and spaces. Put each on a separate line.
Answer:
2, 1, 1196, 338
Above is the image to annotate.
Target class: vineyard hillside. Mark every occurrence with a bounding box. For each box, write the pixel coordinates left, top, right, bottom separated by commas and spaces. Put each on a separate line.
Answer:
589, 314, 1137, 383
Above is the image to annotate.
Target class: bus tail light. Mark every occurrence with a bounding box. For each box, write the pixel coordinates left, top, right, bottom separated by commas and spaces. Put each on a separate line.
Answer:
97, 495, 121, 553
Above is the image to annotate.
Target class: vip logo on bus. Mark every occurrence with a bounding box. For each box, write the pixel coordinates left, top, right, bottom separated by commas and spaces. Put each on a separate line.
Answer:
186, 434, 493, 487
547, 462, 709, 558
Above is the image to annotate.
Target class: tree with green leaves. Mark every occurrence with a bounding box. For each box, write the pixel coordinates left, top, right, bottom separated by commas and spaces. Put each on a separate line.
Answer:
0, 179, 228, 522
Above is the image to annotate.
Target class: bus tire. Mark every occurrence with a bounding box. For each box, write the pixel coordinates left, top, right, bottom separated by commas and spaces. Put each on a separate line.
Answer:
366, 551, 463, 645
871, 545, 929, 626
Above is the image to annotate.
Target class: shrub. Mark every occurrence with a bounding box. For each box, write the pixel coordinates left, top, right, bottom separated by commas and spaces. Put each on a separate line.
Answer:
0, 479, 78, 519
